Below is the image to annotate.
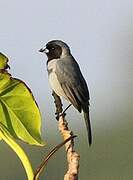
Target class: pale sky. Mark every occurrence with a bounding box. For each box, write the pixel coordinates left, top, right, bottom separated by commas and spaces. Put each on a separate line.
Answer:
0, 0, 133, 133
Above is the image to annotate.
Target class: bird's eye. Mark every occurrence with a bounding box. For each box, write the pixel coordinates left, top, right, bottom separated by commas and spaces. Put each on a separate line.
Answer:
51, 47, 55, 50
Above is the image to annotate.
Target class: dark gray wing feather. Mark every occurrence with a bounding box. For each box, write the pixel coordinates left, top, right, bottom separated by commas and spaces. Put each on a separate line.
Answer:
61, 83, 81, 111
56, 55, 92, 145
56, 55, 89, 111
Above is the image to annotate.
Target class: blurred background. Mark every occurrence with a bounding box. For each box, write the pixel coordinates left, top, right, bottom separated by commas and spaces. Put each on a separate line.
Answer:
0, 0, 133, 179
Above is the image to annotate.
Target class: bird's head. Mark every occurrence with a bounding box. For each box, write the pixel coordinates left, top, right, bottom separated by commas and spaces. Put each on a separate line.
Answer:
39, 40, 71, 60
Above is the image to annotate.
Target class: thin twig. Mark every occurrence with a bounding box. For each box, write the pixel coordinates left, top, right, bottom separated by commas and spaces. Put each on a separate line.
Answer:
34, 135, 77, 180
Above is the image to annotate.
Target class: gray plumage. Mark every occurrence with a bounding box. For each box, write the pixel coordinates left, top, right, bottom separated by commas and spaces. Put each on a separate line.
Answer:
39, 40, 92, 145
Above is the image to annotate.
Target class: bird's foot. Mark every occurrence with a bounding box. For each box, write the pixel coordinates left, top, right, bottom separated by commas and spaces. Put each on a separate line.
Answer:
55, 104, 72, 120
55, 112, 66, 120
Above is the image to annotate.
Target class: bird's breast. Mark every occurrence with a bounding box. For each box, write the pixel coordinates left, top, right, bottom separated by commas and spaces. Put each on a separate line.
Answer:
48, 72, 66, 98
47, 59, 66, 98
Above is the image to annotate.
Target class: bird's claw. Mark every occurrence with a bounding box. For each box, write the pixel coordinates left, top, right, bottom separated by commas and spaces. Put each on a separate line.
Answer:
55, 112, 66, 120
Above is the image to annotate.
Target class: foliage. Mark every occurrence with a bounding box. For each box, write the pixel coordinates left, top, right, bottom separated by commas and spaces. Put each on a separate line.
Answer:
0, 53, 44, 180
0, 71, 44, 145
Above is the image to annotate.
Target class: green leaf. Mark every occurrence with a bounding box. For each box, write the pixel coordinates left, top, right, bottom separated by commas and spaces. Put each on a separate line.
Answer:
0, 124, 34, 180
0, 72, 44, 146
0, 53, 9, 70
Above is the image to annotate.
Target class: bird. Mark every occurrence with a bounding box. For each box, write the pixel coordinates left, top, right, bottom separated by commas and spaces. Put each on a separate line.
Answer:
39, 40, 92, 145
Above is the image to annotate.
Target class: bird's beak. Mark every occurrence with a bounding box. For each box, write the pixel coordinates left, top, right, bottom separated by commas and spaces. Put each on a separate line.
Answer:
39, 47, 49, 54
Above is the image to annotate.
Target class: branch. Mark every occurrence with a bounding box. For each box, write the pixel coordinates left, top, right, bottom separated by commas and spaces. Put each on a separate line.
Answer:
33, 135, 77, 180
58, 116, 80, 180
52, 91, 80, 180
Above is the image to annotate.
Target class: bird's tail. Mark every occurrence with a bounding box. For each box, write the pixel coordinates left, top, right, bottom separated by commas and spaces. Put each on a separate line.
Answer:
83, 108, 92, 146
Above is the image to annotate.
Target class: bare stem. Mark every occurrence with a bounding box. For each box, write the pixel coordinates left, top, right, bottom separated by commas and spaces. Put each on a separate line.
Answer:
58, 116, 80, 180
52, 91, 80, 180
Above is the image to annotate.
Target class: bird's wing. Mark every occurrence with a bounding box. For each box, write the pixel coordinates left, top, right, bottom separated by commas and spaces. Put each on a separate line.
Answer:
56, 56, 89, 112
